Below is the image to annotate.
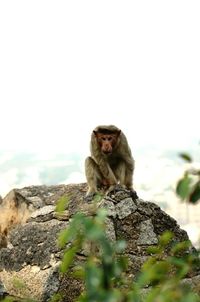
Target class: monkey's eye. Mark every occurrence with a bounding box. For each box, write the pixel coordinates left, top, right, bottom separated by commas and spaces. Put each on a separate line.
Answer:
102, 137, 106, 141
107, 137, 112, 141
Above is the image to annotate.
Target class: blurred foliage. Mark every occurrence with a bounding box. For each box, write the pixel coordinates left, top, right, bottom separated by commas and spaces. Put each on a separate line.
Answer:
176, 152, 200, 204
2, 297, 36, 302
56, 195, 70, 212
49, 293, 63, 302
58, 207, 200, 302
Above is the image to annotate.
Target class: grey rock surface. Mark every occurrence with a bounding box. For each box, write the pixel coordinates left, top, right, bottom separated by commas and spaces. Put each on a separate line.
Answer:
137, 219, 158, 245
115, 197, 137, 219
0, 183, 199, 301
29, 205, 56, 222
0, 280, 7, 299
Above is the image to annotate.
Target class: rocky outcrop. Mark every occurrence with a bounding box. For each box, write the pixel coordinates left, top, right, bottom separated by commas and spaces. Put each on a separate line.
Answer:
0, 184, 199, 301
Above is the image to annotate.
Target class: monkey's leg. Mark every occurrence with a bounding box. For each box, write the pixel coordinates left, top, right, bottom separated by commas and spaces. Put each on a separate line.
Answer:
104, 162, 127, 195
124, 168, 134, 190
97, 160, 118, 185
114, 162, 126, 187
85, 156, 103, 196
99, 165, 118, 195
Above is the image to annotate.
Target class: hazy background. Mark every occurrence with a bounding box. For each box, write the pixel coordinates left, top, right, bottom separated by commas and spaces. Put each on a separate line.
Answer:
0, 1, 200, 245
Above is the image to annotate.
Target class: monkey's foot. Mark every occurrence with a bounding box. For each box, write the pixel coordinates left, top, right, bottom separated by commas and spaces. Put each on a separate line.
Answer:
130, 190, 138, 200
84, 192, 104, 203
106, 184, 126, 195
106, 185, 138, 201
84, 193, 96, 203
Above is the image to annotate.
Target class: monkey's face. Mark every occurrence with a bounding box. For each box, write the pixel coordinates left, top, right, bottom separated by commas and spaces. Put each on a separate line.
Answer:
95, 133, 118, 155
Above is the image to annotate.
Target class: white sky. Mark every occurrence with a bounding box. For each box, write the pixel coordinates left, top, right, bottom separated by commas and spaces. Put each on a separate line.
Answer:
0, 1, 200, 153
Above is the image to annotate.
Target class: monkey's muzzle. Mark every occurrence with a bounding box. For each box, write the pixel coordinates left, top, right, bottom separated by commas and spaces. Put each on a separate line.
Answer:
102, 150, 112, 155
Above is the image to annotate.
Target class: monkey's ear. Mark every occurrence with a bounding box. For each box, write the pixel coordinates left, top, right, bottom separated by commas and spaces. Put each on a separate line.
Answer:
116, 130, 121, 137
93, 130, 98, 136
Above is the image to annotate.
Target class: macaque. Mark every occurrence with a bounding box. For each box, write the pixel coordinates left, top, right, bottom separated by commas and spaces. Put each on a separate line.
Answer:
85, 125, 135, 197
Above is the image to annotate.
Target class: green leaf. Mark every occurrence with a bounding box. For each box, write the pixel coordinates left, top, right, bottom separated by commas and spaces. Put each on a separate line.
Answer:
95, 208, 108, 222
2, 298, 16, 302
181, 292, 200, 302
189, 181, 200, 204
177, 264, 190, 279
171, 241, 191, 255
115, 256, 128, 273
49, 293, 63, 302
176, 174, 192, 200
93, 192, 104, 203
56, 195, 69, 212
58, 228, 72, 248
82, 217, 103, 241
147, 246, 162, 255
141, 257, 156, 272
115, 240, 127, 253
85, 261, 102, 291
179, 153, 193, 163
159, 231, 174, 247
60, 246, 77, 273
72, 266, 86, 279
145, 287, 161, 302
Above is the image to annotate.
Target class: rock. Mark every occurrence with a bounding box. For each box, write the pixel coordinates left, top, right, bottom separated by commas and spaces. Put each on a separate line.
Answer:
0, 280, 7, 299
104, 217, 116, 242
29, 205, 56, 222
181, 275, 200, 294
0, 183, 199, 301
99, 198, 116, 218
0, 220, 67, 271
0, 184, 88, 242
137, 219, 158, 245
115, 197, 137, 219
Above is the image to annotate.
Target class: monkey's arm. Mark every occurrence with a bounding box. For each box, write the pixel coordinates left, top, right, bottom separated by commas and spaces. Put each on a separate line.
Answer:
96, 157, 118, 185
100, 164, 118, 184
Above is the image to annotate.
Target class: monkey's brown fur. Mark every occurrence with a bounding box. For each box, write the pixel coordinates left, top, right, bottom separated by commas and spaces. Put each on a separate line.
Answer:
85, 125, 135, 196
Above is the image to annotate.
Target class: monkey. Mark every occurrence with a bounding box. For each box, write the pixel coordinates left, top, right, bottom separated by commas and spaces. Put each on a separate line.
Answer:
85, 125, 135, 197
